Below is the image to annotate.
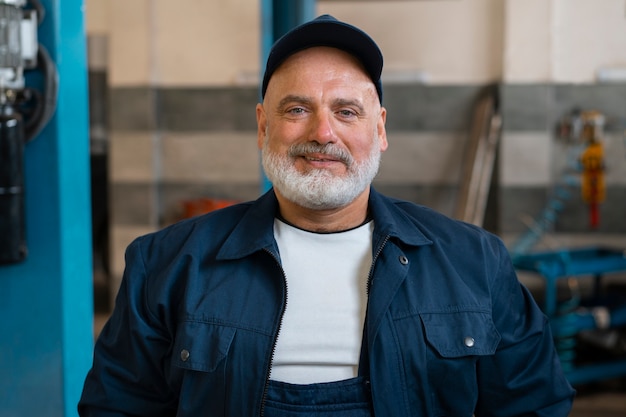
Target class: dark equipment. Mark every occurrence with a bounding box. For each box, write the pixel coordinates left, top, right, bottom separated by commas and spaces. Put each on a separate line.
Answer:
0, 0, 57, 265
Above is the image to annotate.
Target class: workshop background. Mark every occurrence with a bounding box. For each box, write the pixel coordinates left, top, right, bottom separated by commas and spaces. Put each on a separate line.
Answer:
1, 0, 625, 416
90, 1, 626, 415
89, 1, 626, 415
91, 0, 626, 296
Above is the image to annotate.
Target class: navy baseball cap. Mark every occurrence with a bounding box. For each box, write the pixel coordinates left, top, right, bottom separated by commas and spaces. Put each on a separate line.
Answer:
261, 14, 384, 103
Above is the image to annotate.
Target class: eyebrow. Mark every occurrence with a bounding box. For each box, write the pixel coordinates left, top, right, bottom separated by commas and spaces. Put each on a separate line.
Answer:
277, 95, 313, 110
333, 98, 365, 114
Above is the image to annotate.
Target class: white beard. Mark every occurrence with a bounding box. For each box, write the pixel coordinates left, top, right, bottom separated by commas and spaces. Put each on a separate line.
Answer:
261, 137, 381, 210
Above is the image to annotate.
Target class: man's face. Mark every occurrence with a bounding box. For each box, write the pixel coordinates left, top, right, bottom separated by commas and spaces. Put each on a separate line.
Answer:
256, 46, 388, 210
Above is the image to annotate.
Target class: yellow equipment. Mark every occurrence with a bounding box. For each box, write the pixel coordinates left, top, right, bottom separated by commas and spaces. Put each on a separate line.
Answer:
579, 111, 605, 228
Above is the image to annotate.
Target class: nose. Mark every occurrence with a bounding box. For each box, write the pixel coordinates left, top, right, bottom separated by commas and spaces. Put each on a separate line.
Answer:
308, 111, 336, 144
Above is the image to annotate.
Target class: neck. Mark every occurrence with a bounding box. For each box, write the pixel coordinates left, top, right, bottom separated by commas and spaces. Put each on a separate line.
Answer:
275, 188, 371, 233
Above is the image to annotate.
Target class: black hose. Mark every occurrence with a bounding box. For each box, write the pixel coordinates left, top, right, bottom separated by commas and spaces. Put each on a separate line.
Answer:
24, 44, 58, 142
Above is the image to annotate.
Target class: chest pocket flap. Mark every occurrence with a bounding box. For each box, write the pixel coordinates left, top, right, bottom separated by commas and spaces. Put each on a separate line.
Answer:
420, 310, 500, 358
172, 320, 236, 372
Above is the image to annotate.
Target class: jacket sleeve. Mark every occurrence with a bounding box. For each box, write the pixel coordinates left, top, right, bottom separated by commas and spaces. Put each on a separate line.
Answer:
78, 237, 177, 417
474, 239, 575, 417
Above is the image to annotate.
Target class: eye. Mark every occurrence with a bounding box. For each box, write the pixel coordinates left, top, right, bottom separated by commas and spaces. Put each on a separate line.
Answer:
286, 107, 307, 115
337, 108, 358, 118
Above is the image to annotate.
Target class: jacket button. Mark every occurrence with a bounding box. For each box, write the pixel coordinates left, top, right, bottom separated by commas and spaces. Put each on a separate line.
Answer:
398, 255, 409, 265
180, 349, 190, 361
464, 337, 475, 348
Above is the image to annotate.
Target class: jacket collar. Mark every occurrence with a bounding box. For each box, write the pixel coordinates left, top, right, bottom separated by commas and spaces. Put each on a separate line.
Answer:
367, 187, 432, 247
216, 190, 280, 260
217, 187, 432, 261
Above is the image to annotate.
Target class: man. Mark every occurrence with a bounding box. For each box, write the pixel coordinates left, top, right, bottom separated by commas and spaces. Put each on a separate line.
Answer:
79, 15, 575, 416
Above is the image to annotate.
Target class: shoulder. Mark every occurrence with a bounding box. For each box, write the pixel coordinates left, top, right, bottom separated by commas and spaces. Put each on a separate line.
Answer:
377, 192, 507, 259
385, 193, 500, 239
129, 201, 255, 262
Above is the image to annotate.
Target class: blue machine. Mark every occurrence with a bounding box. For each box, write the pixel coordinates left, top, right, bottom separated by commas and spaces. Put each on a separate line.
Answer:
0, 0, 92, 416
513, 246, 626, 386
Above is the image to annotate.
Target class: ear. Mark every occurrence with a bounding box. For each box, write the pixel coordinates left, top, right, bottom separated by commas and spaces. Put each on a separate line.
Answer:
377, 107, 388, 152
256, 103, 267, 150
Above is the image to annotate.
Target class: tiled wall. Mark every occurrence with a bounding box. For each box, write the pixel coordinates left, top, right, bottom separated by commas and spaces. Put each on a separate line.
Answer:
105, 81, 626, 304
107, 82, 626, 237
103, 90, 626, 304
105, 84, 477, 296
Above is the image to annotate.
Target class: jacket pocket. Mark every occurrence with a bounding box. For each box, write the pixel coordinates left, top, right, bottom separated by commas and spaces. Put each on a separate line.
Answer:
418, 310, 500, 417
420, 310, 500, 358
172, 320, 236, 373
389, 310, 500, 416
169, 320, 237, 416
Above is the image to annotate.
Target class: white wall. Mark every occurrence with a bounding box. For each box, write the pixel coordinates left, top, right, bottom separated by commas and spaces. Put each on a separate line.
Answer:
319, 0, 505, 84
504, 0, 626, 83
95, 0, 260, 87
85, 0, 109, 35
502, 0, 553, 82
86, 0, 626, 86
552, 0, 626, 83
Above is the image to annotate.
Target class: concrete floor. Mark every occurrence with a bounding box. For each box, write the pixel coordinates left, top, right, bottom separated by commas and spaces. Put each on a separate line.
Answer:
570, 380, 626, 416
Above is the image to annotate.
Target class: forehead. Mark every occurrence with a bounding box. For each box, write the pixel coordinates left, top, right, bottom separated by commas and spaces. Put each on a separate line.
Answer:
266, 46, 376, 98
280, 46, 368, 74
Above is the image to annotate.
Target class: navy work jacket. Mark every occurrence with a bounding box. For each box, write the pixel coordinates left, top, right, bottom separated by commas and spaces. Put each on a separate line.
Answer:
79, 188, 575, 416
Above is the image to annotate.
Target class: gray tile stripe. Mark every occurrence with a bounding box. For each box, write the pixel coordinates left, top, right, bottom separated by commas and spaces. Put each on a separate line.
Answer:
106, 81, 626, 233
109, 84, 485, 132
109, 87, 158, 131
109, 83, 626, 133
501, 84, 626, 132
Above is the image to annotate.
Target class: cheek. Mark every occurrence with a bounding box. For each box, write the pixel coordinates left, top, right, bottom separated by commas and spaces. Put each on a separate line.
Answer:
263, 133, 292, 157
266, 123, 305, 150
347, 133, 379, 160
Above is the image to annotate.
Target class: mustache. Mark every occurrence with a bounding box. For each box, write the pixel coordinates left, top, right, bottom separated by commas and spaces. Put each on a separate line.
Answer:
287, 142, 354, 165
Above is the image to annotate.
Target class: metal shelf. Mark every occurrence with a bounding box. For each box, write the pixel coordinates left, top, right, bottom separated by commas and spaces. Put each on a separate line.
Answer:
513, 246, 626, 386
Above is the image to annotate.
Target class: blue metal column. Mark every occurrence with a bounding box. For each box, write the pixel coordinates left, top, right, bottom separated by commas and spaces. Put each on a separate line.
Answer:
0, 0, 92, 416
271, 0, 316, 41
259, 0, 316, 192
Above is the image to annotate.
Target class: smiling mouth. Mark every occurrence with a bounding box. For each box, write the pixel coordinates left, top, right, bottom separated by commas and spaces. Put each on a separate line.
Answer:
303, 154, 341, 162
289, 143, 353, 166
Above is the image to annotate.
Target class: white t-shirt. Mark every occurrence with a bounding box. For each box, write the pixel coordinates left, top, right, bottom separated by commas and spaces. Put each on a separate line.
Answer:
269, 218, 374, 384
